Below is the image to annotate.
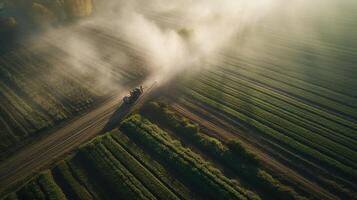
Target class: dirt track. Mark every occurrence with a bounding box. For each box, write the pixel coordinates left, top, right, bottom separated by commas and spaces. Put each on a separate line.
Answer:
0, 91, 126, 193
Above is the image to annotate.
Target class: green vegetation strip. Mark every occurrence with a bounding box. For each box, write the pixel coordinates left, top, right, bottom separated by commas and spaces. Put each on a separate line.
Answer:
216, 63, 357, 120
79, 140, 156, 200
142, 101, 305, 200
211, 65, 357, 132
12, 170, 67, 200
110, 130, 195, 200
222, 55, 357, 108
180, 88, 357, 181
201, 70, 357, 143
101, 133, 180, 200
120, 114, 258, 200
37, 171, 67, 200
192, 75, 357, 166
1, 127, 197, 200
17, 179, 46, 200
67, 157, 112, 200
52, 161, 93, 200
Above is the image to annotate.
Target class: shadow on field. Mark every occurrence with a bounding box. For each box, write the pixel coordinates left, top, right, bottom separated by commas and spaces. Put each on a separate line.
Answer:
102, 103, 132, 133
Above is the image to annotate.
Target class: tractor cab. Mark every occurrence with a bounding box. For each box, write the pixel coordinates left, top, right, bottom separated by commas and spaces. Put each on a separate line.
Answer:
123, 86, 143, 104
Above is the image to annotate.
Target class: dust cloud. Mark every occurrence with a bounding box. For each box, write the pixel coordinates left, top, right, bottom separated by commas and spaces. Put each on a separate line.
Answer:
92, 0, 280, 85
38, 0, 357, 91
33, 0, 285, 91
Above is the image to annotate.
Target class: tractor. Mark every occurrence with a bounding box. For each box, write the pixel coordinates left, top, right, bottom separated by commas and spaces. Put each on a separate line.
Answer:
123, 86, 143, 104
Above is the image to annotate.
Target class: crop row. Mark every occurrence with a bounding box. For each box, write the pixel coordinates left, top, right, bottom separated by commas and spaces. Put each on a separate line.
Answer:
0, 25, 151, 153
101, 134, 180, 200
0, 48, 102, 153
221, 54, 357, 108
180, 68, 357, 172
78, 128, 200, 200
0, 162, 96, 200
141, 101, 305, 200
80, 140, 156, 199
1, 118, 203, 200
109, 130, 195, 200
180, 87, 357, 183
52, 161, 93, 200
193, 74, 357, 166
178, 92, 357, 199
120, 114, 259, 200
202, 69, 357, 142
228, 21, 357, 98
15, 170, 66, 200
216, 62, 357, 120
237, 39, 357, 86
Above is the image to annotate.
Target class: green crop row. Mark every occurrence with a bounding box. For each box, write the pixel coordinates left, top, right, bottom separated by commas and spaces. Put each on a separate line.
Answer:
1, 126, 201, 200
120, 114, 259, 200
13, 170, 67, 200
208, 65, 357, 134
178, 92, 357, 199
192, 75, 357, 166
79, 140, 156, 199
101, 134, 180, 200
216, 63, 357, 120
221, 54, 357, 108
186, 80, 357, 169
37, 171, 67, 200
110, 130, 195, 200
180, 88, 357, 182
67, 156, 113, 200
17, 179, 46, 200
52, 161, 93, 200
199, 70, 357, 144
141, 101, 304, 200
223, 30, 357, 97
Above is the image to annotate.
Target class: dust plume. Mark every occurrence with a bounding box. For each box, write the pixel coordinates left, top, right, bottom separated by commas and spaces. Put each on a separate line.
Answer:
93, 0, 279, 85
34, 0, 283, 90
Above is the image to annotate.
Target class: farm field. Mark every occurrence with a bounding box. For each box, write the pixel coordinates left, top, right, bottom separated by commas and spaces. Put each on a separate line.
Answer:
0, 25, 147, 158
2, 102, 334, 200
0, 0, 357, 199
1, 108, 274, 200
0, 46, 102, 156
171, 2, 357, 199
0, 0, 149, 157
